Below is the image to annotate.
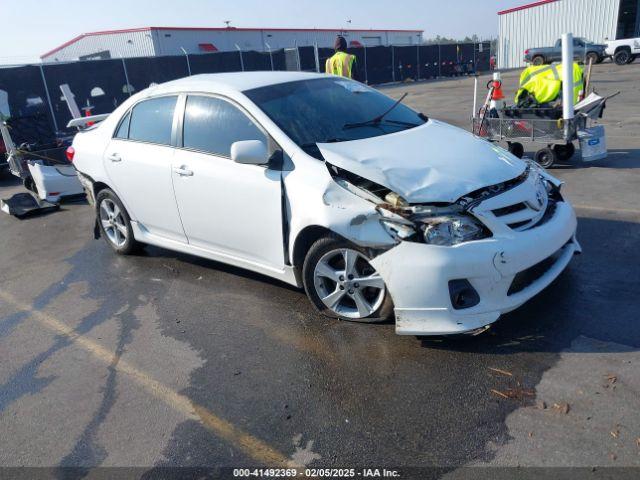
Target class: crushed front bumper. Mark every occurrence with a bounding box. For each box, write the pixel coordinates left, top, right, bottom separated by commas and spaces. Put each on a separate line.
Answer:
370, 201, 579, 335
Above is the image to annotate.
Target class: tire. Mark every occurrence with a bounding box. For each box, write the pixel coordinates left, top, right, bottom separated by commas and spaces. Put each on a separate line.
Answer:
508, 142, 525, 159
96, 188, 139, 255
585, 52, 599, 65
532, 55, 545, 66
534, 147, 557, 168
553, 143, 576, 161
614, 49, 631, 65
302, 235, 394, 323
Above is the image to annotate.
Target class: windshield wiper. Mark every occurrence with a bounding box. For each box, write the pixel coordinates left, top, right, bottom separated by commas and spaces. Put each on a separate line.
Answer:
343, 93, 412, 129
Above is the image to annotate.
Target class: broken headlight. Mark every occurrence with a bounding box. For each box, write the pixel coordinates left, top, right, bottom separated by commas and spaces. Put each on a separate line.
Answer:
380, 219, 419, 241
421, 215, 488, 246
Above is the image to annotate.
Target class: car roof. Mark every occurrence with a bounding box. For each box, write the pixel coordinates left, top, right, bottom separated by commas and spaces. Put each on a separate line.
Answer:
147, 71, 326, 96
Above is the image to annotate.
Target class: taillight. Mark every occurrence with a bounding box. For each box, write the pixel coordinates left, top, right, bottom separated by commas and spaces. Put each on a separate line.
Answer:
66, 146, 75, 162
525, 49, 530, 55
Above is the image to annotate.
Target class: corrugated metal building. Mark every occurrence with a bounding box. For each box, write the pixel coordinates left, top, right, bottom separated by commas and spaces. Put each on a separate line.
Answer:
41, 27, 424, 62
498, 0, 640, 68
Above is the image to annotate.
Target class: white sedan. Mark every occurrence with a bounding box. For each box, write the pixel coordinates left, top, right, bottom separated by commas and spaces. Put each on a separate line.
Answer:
69, 72, 580, 336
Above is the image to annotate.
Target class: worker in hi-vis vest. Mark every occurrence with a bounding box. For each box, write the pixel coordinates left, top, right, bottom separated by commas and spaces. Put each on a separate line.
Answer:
325, 36, 360, 80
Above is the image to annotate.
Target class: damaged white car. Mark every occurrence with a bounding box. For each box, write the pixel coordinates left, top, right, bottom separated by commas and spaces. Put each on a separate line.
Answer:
70, 72, 580, 335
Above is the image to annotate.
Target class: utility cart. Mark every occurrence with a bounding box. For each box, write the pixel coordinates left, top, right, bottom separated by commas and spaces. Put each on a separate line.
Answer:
471, 97, 608, 168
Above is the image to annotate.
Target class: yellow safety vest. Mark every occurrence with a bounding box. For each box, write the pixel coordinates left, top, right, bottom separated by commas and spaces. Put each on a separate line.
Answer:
325, 51, 355, 78
515, 62, 584, 105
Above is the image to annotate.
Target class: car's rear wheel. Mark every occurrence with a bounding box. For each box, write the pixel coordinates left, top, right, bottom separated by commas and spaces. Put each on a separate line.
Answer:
96, 189, 139, 255
532, 55, 545, 66
302, 236, 393, 322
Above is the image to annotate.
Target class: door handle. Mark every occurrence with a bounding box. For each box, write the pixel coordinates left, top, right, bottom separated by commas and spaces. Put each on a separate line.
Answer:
173, 166, 194, 176
107, 153, 122, 162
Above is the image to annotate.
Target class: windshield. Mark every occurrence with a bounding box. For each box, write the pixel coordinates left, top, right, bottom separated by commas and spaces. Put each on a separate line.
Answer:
244, 78, 427, 158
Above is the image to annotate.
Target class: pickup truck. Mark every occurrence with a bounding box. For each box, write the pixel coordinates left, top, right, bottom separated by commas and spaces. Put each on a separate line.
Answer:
524, 37, 607, 65
605, 37, 640, 65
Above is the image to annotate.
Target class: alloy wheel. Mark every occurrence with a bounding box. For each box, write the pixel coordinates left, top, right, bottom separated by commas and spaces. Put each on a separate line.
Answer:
313, 248, 386, 319
99, 198, 128, 247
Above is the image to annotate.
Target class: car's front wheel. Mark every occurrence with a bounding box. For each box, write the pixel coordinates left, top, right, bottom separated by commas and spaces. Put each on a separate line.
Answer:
303, 236, 393, 322
96, 188, 139, 255
585, 52, 599, 65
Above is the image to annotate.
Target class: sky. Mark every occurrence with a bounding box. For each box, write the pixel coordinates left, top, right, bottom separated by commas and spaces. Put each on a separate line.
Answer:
0, 0, 526, 64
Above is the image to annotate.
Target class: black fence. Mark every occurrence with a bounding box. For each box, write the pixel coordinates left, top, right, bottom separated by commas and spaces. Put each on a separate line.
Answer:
0, 42, 491, 142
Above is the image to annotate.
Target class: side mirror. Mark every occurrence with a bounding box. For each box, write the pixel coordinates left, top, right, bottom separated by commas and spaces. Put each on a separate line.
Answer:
231, 140, 269, 165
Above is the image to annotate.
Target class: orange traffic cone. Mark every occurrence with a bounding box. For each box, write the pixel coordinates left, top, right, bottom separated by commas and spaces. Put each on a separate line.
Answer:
489, 72, 504, 109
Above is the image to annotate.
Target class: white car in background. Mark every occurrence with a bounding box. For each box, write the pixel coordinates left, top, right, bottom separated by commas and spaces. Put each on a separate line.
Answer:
69, 72, 580, 336
605, 37, 640, 65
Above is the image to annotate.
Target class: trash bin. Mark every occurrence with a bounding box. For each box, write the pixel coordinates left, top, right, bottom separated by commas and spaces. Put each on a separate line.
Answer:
578, 126, 607, 162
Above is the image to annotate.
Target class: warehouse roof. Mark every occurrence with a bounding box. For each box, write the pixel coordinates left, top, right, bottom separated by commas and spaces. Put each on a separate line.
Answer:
41, 26, 424, 59
498, 0, 559, 15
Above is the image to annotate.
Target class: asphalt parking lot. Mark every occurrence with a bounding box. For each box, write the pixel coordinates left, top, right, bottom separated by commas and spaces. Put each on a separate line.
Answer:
1, 62, 639, 477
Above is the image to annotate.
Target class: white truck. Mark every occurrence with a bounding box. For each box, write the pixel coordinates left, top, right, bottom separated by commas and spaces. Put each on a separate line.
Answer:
605, 37, 640, 65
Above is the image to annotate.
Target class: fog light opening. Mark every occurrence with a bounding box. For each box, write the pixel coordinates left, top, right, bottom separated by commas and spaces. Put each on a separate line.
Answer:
448, 279, 480, 310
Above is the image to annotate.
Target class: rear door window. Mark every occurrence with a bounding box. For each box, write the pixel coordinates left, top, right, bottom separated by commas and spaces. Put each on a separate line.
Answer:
128, 96, 177, 145
182, 95, 266, 157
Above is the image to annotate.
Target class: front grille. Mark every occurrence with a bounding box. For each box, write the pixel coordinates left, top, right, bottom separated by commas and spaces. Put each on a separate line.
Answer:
491, 198, 549, 231
507, 220, 530, 230
492, 202, 527, 217
507, 244, 566, 296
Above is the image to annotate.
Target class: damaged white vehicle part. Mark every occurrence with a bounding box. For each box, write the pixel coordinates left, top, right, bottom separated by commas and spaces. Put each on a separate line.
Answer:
27, 161, 84, 203
70, 72, 580, 336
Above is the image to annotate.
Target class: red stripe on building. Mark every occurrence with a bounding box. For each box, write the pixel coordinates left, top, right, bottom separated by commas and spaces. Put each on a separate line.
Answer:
498, 0, 559, 15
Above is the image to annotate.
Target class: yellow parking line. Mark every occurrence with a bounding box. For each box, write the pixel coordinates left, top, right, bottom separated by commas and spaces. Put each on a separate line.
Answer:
574, 204, 640, 215
0, 289, 291, 467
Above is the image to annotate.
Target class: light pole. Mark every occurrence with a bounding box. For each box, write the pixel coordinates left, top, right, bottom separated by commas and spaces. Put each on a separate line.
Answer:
180, 47, 192, 76
235, 44, 244, 71
265, 42, 274, 71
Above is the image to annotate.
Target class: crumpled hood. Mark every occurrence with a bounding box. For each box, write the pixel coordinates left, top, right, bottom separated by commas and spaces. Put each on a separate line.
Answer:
317, 119, 526, 204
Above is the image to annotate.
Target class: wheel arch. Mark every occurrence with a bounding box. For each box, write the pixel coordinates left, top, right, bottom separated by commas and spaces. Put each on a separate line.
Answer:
292, 225, 342, 270
614, 45, 632, 54
93, 181, 111, 197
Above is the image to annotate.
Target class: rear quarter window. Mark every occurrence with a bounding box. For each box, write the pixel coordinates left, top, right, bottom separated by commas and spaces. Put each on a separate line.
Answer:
114, 111, 131, 139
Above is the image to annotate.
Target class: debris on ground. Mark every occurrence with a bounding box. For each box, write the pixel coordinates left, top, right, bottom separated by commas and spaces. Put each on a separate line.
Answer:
491, 389, 510, 399
489, 367, 513, 377
536, 400, 547, 410
603, 373, 618, 390
0, 192, 59, 218
552, 402, 570, 414
490, 386, 535, 401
